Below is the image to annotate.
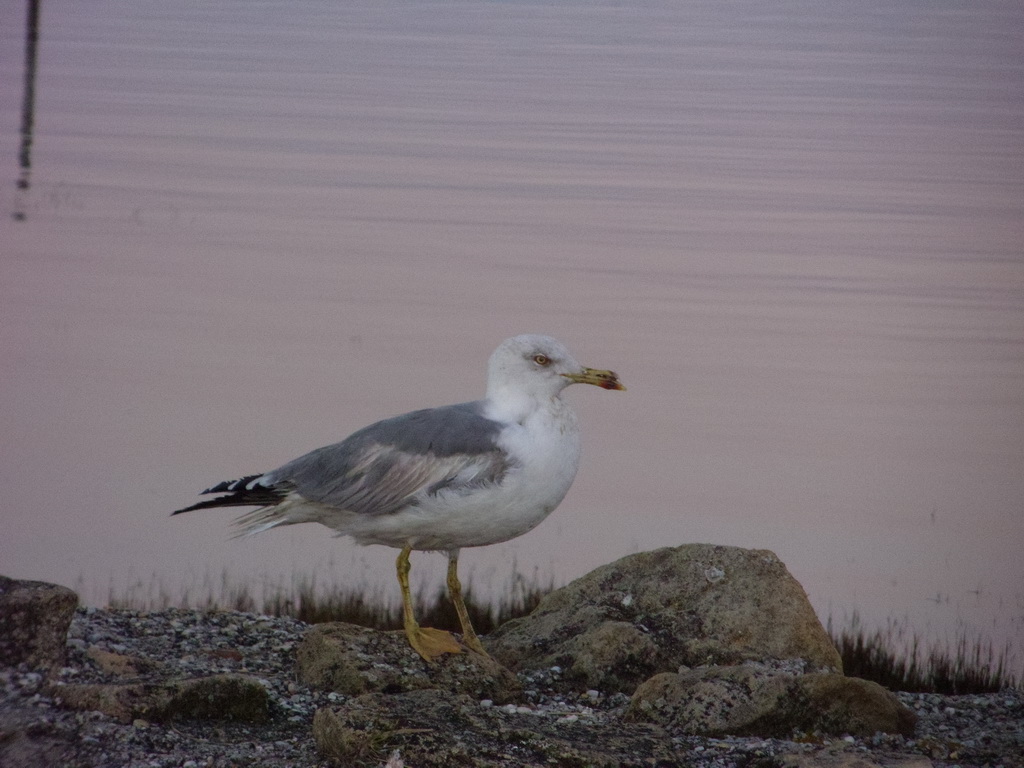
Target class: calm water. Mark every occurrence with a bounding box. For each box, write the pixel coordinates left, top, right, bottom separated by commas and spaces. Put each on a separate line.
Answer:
2, 0, 1022, 664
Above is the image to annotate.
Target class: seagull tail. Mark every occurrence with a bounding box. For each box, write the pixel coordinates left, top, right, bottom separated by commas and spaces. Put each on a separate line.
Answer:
170, 474, 285, 516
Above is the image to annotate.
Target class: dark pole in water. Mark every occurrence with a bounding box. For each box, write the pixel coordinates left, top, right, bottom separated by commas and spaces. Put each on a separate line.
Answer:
13, 0, 41, 221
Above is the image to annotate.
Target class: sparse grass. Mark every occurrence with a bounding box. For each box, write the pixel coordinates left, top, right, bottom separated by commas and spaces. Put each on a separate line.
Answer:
827, 611, 1019, 694
107, 568, 552, 637
108, 573, 1019, 693
253, 570, 551, 635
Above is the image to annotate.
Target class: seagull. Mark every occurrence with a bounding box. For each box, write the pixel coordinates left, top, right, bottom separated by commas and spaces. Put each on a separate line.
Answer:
172, 334, 625, 661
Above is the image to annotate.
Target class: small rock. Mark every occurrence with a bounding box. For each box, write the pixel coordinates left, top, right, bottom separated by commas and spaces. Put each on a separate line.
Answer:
0, 576, 78, 673
296, 622, 521, 704
627, 663, 917, 738
52, 673, 269, 724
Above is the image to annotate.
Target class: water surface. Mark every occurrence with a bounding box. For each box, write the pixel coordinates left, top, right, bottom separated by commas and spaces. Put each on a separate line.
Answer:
2, 0, 1022, 664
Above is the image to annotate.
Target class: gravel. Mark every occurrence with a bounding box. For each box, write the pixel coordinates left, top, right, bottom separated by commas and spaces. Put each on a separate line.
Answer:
1, 607, 1021, 767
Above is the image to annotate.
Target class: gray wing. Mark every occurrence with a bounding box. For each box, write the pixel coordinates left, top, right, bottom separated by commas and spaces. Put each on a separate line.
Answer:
260, 401, 512, 516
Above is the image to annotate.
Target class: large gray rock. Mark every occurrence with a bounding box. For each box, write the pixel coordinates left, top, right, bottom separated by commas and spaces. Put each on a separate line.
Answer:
486, 544, 842, 693
297, 622, 522, 704
0, 575, 78, 672
627, 663, 917, 737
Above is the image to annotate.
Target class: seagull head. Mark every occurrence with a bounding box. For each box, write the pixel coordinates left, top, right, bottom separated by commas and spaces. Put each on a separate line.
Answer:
486, 335, 625, 407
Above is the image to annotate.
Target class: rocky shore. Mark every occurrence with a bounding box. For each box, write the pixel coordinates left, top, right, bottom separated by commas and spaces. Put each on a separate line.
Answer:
2, 546, 1021, 767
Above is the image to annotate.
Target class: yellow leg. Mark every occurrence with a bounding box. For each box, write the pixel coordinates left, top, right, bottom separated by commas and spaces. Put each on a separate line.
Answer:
397, 545, 461, 662
447, 550, 489, 656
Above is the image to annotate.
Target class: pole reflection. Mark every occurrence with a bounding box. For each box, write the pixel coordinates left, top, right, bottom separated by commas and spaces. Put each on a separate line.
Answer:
13, 0, 41, 222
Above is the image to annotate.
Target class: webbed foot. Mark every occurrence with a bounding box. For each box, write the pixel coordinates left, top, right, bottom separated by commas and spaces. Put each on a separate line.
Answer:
407, 624, 463, 662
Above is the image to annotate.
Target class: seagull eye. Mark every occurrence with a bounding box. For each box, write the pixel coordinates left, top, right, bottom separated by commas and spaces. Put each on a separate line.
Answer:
533, 354, 551, 366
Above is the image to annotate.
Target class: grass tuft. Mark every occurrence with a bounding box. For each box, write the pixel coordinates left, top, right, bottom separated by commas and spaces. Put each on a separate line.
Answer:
827, 611, 1018, 694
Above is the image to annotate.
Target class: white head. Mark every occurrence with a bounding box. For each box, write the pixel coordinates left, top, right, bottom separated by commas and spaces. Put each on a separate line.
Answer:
485, 335, 625, 407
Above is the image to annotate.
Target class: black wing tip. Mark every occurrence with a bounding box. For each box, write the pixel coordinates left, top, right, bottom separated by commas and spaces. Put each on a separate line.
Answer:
201, 474, 264, 495
169, 473, 284, 520
170, 497, 231, 515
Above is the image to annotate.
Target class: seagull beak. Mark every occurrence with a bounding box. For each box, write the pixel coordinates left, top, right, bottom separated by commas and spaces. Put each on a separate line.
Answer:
562, 367, 626, 391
